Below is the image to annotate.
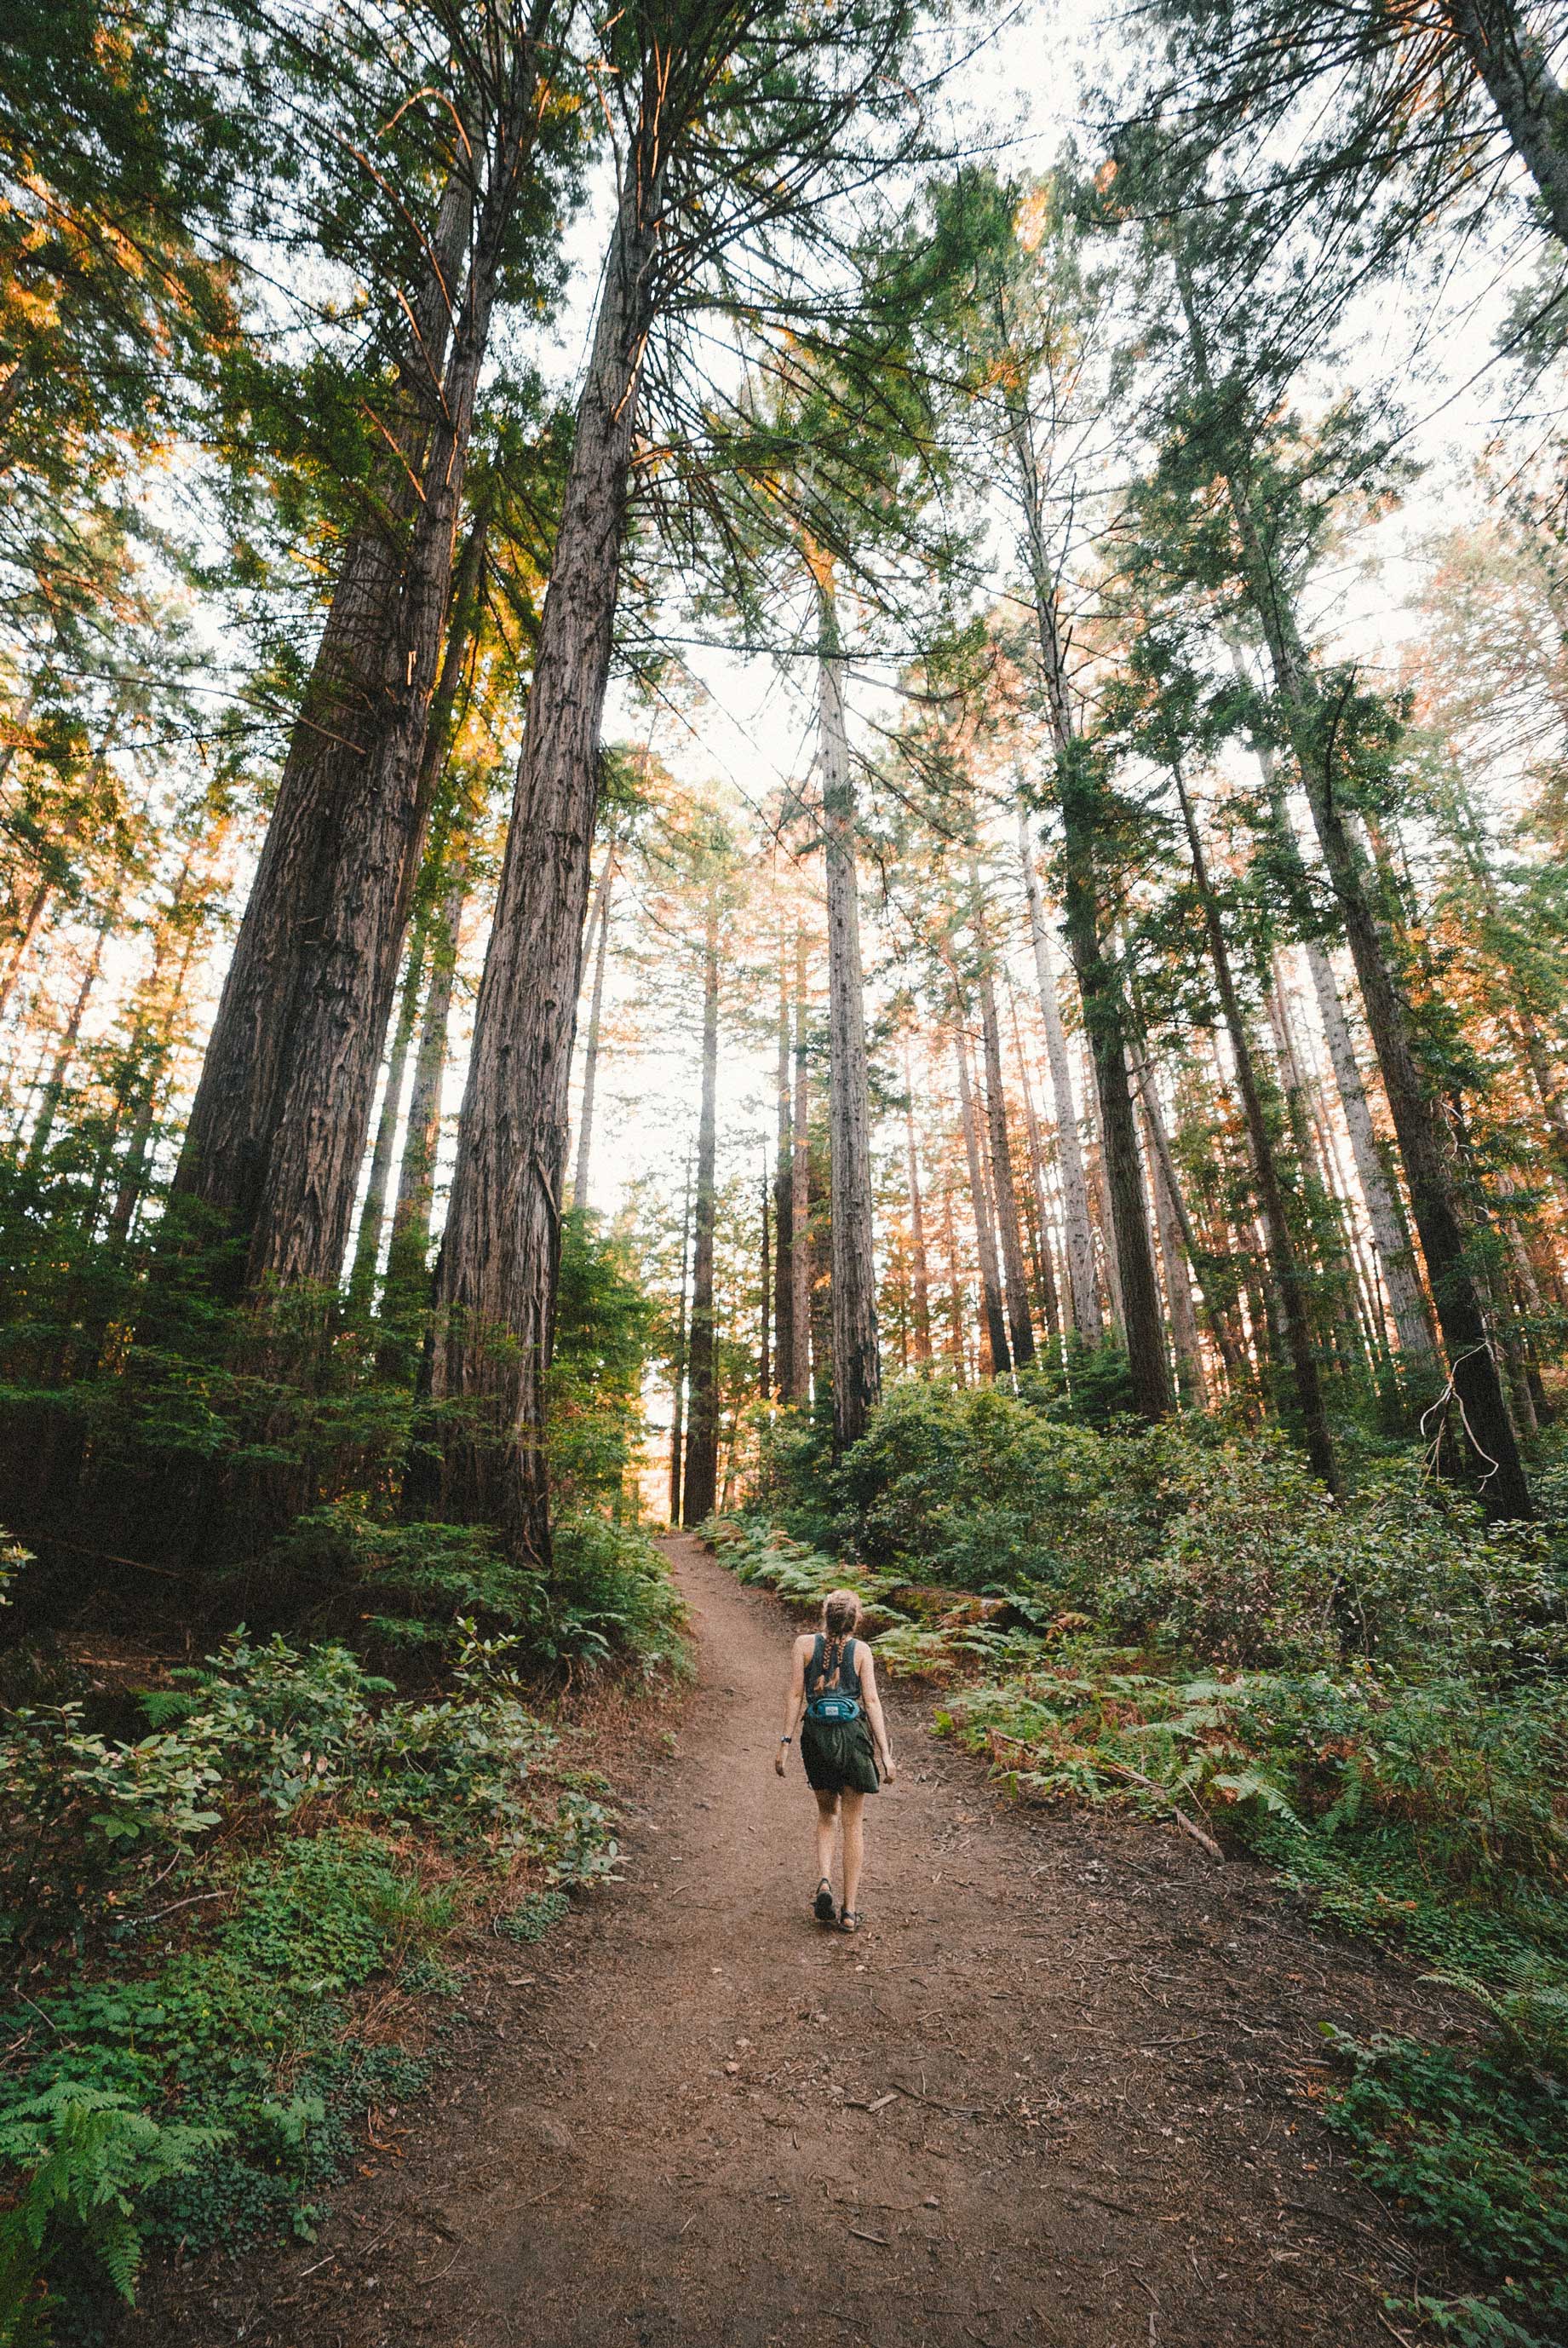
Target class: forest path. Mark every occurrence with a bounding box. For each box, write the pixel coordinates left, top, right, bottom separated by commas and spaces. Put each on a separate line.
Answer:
149, 1534, 1459, 2348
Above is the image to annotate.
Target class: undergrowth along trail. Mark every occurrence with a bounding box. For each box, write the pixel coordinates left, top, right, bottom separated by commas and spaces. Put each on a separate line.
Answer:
128, 1534, 1488, 2348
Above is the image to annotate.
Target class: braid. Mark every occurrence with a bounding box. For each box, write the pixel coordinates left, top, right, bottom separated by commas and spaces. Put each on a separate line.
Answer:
819, 1589, 861, 1689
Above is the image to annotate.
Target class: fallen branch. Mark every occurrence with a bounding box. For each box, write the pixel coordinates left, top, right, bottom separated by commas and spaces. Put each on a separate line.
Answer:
1095, 1763, 1225, 1862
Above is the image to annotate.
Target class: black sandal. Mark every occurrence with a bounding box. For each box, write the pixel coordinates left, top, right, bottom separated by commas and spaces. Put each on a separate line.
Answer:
838, 1909, 861, 1934
813, 1878, 836, 1925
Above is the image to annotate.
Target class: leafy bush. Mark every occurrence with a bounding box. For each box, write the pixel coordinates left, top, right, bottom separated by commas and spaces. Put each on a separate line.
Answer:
1324, 2023, 1568, 2345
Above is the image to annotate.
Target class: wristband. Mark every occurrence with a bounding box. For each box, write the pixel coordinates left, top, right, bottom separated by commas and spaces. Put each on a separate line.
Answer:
779, 1735, 792, 1745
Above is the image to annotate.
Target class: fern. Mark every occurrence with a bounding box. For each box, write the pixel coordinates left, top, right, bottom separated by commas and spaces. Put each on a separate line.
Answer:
0, 2085, 225, 2337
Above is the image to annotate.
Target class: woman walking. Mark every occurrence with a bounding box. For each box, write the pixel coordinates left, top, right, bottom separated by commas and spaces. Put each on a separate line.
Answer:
775, 1588, 895, 1933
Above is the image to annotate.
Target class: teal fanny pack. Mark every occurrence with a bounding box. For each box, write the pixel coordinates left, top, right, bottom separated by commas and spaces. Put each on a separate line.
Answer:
807, 1692, 862, 1724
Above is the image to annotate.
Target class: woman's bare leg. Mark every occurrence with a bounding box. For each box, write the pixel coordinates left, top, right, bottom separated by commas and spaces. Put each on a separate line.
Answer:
840, 1792, 866, 1914
814, 1790, 840, 1887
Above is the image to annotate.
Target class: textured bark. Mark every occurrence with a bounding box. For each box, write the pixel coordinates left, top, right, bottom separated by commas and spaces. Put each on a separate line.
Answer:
682, 900, 721, 1526
773, 939, 795, 1398
818, 588, 881, 1451
571, 844, 616, 1211
1018, 806, 1101, 1340
1444, 0, 1568, 248
976, 952, 1036, 1369
170, 51, 546, 1299
429, 141, 666, 1558
387, 850, 468, 1292
954, 1021, 1011, 1378
1173, 763, 1341, 1493
789, 929, 817, 1408
902, 1039, 933, 1363
1065, 836, 1169, 1416
347, 918, 427, 1303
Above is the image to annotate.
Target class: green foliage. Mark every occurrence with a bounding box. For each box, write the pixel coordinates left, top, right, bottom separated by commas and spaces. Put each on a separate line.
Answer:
725, 1382, 1568, 2335
0, 2085, 224, 2336
498, 1890, 568, 1943
1323, 2023, 1568, 2344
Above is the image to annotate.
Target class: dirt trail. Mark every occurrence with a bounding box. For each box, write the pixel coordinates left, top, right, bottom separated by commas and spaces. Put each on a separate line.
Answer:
144, 1534, 1463, 2348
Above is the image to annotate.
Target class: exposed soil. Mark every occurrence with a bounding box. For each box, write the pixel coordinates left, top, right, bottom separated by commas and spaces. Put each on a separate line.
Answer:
133, 1533, 1473, 2347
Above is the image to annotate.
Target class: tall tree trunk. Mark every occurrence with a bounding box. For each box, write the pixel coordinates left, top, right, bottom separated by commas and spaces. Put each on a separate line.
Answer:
941, 1172, 968, 1384
1018, 805, 1101, 1340
25, 895, 118, 1165
1129, 1048, 1246, 1389
387, 849, 468, 1292
773, 935, 795, 1397
669, 1159, 692, 1525
1009, 996, 1064, 1344
759, 1161, 771, 1398
1135, 1064, 1207, 1407
571, 842, 617, 1211
903, 1038, 933, 1363
348, 918, 428, 1304
977, 955, 1035, 1369
682, 896, 721, 1527
1190, 289, 1529, 1513
1172, 764, 1341, 1493
1244, 724, 1439, 1379
429, 135, 666, 1559
168, 77, 537, 1298
954, 1018, 1011, 1377
1009, 406, 1166, 1407
790, 929, 812, 1405
1443, 0, 1568, 248
817, 580, 881, 1451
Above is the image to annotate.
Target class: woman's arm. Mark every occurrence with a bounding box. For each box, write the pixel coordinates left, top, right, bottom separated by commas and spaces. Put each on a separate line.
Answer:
776, 1636, 808, 1775
859, 1647, 896, 1782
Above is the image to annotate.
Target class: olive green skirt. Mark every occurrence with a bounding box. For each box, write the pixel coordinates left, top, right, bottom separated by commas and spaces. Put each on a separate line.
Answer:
801, 1713, 880, 1795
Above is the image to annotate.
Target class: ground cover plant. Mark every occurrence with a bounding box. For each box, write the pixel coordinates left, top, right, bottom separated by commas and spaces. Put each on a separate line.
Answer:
715, 1377, 1568, 2345
0, 1591, 676, 2340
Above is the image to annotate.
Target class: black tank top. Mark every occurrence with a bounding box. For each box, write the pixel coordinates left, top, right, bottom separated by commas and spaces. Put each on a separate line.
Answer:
806, 1632, 860, 1700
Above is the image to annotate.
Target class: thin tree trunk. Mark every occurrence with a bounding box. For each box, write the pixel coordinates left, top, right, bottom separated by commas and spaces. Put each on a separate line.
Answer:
1135, 1066, 1207, 1406
817, 580, 881, 1451
669, 1159, 692, 1525
1244, 722, 1438, 1377
1129, 1048, 1245, 1388
25, 897, 118, 1165
1172, 763, 1341, 1493
1009, 995, 1063, 1344
1189, 285, 1528, 1514
348, 918, 428, 1303
903, 1037, 933, 1363
571, 842, 617, 1211
682, 895, 721, 1527
975, 929, 1036, 1370
387, 849, 468, 1291
429, 135, 666, 1559
955, 1019, 1011, 1377
941, 1173, 968, 1384
773, 935, 795, 1397
1018, 804, 1100, 1340
790, 929, 812, 1406
759, 1161, 771, 1397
